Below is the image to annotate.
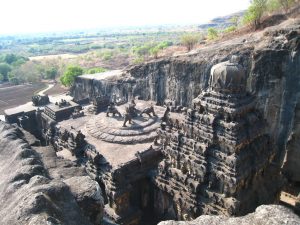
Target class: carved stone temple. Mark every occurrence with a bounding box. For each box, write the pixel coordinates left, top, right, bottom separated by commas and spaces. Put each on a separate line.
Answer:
154, 60, 282, 220
2, 60, 284, 224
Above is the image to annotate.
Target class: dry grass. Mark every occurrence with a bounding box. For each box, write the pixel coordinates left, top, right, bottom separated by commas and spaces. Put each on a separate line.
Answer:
29, 53, 79, 61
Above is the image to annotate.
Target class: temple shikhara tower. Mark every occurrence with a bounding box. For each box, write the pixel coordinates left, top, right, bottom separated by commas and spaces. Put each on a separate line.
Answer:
154, 59, 281, 220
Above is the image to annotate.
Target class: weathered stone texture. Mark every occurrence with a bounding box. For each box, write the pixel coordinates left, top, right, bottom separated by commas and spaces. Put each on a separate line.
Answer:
0, 121, 104, 225
153, 60, 282, 220
158, 205, 300, 225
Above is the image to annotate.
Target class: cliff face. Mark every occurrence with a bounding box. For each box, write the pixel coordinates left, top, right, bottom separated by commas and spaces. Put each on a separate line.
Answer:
72, 19, 300, 180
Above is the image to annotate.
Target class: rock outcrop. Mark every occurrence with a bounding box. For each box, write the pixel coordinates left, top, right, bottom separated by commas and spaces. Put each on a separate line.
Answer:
72, 18, 300, 183
158, 205, 300, 225
0, 121, 104, 225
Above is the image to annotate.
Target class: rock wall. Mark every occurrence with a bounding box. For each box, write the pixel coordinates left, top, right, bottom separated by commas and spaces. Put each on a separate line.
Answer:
158, 205, 300, 225
0, 122, 104, 225
72, 18, 300, 181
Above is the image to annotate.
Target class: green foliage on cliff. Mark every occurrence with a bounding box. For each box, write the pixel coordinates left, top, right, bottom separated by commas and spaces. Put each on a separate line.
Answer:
243, 0, 296, 29
243, 0, 267, 29
60, 66, 83, 86
132, 41, 173, 59
207, 28, 219, 40
276, 0, 296, 12
87, 67, 107, 74
180, 34, 199, 51
223, 26, 237, 34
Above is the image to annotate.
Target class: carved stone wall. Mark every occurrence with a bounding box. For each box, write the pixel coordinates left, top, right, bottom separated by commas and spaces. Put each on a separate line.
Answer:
154, 60, 282, 220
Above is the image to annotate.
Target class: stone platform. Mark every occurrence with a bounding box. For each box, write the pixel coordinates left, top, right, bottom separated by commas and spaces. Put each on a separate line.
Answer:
86, 113, 160, 144
86, 100, 163, 144
57, 100, 165, 168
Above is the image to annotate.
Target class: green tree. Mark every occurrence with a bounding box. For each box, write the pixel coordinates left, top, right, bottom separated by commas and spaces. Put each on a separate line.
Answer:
45, 67, 58, 79
4, 54, 17, 64
207, 28, 219, 40
180, 34, 199, 51
60, 66, 83, 86
0, 63, 11, 81
0, 73, 3, 81
243, 0, 267, 29
9, 61, 41, 83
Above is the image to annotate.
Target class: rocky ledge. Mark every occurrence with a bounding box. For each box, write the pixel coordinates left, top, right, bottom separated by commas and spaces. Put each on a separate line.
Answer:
158, 205, 300, 225
0, 121, 104, 225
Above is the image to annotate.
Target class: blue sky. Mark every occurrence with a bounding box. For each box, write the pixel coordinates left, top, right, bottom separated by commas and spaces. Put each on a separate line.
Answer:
0, 0, 250, 34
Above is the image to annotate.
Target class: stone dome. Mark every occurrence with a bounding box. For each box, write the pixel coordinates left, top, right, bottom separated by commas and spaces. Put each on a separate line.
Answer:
209, 61, 246, 94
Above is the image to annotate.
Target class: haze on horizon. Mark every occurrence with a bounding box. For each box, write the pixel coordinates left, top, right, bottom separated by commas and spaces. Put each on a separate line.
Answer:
0, 0, 250, 35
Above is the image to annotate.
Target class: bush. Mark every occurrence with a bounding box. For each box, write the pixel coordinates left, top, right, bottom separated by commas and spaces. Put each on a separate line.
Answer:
157, 41, 173, 49
243, 0, 267, 29
132, 45, 151, 57
102, 51, 113, 61
180, 34, 199, 51
224, 26, 237, 33
149, 46, 160, 58
133, 57, 144, 64
87, 67, 107, 74
207, 28, 219, 40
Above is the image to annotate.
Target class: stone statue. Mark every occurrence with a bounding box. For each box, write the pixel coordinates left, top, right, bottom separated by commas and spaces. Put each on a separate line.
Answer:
71, 107, 84, 119
161, 106, 170, 123
32, 94, 49, 106
140, 105, 156, 117
56, 99, 70, 108
75, 130, 86, 147
129, 99, 137, 116
123, 106, 133, 127
106, 102, 121, 117
122, 100, 137, 127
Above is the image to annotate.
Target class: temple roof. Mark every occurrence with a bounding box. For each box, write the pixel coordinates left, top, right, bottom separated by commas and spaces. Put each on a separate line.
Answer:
209, 61, 246, 94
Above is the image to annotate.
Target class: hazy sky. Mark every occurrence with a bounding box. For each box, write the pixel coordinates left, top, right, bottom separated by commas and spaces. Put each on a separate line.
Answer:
0, 0, 250, 34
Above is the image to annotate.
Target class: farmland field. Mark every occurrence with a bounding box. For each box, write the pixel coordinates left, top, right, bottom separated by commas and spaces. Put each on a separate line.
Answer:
0, 83, 46, 114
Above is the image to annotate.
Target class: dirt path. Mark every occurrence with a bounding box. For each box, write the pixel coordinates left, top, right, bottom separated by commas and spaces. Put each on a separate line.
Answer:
38, 84, 54, 95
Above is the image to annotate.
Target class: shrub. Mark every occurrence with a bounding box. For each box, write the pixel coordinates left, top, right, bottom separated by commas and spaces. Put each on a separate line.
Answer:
224, 26, 237, 33
207, 28, 219, 40
87, 67, 107, 74
180, 34, 199, 51
243, 0, 267, 29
